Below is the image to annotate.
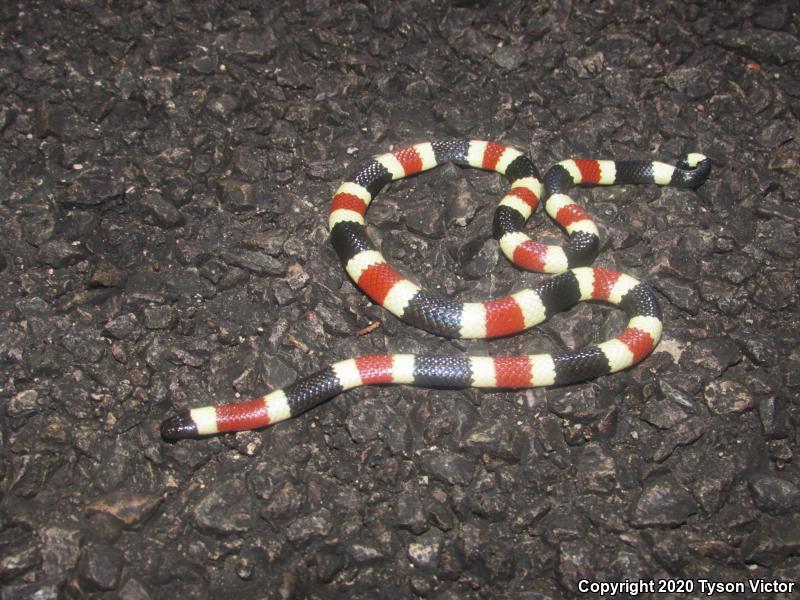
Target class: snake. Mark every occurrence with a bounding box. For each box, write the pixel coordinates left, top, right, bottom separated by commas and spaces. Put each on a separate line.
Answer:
161, 140, 710, 440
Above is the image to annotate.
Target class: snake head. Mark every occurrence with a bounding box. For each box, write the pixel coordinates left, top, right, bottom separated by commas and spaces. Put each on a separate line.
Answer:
160, 410, 198, 441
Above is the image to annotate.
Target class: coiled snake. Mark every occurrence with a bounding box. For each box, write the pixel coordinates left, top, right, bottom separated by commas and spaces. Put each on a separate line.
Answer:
161, 140, 710, 440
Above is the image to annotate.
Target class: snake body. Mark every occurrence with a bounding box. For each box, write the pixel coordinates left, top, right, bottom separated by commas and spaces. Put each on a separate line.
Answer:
161, 140, 710, 440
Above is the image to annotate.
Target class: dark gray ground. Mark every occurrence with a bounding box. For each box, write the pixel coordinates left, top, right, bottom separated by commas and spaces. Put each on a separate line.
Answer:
1, 1, 799, 598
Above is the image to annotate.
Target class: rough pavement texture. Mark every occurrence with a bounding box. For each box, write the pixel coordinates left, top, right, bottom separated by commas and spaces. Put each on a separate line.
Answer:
1, 1, 799, 598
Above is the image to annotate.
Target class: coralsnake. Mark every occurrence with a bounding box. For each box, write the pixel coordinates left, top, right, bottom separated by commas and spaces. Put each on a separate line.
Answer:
161, 140, 710, 440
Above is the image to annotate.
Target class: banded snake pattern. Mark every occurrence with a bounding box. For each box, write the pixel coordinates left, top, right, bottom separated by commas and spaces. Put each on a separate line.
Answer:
161, 140, 710, 440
